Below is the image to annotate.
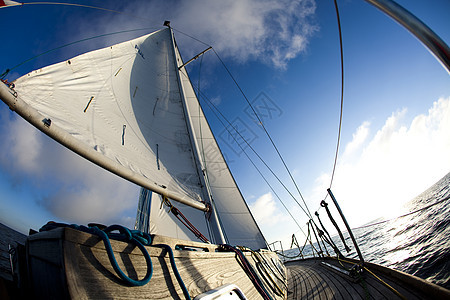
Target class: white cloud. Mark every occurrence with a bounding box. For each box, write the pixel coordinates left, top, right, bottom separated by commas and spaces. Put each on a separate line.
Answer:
182, 0, 318, 68
249, 192, 281, 225
324, 97, 450, 226
0, 111, 139, 226
342, 121, 370, 158
67, 0, 318, 69
249, 192, 303, 248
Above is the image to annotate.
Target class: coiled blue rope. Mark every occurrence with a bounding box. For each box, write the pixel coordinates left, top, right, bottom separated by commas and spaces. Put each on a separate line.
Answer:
40, 222, 153, 286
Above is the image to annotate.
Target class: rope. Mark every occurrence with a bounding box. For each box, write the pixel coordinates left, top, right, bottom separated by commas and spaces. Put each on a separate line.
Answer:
309, 220, 324, 257
190, 77, 313, 227
330, 256, 407, 300
21, 2, 152, 22
311, 221, 331, 257
212, 49, 313, 221
320, 200, 351, 252
319, 234, 331, 257
162, 196, 210, 243
315, 211, 342, 256
154, 244, 191, 300
178, 68, 310, 240
290, 234, 303, 259
363, 266, 407, 300
243, 247, 286, 297
221, 244, 274, 300
39, 222, 153, 286
306, 222, 321, 257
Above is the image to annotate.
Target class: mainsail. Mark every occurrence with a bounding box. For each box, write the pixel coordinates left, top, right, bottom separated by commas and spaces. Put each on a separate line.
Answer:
0, 27, 267, 249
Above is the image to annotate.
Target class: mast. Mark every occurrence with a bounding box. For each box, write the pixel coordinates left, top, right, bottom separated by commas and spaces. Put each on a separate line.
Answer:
167, 26, 227, 244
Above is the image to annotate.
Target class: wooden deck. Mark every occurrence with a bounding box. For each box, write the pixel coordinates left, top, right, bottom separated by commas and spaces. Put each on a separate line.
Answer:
25, 227, 287, 299
1, 223, 287, 299
285, 257, 450, 300
2, 223, 450, 300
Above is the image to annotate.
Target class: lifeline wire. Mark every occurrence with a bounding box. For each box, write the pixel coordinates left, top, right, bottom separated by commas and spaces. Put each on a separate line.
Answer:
314, 0, 346, 214
329, 0, 345, 190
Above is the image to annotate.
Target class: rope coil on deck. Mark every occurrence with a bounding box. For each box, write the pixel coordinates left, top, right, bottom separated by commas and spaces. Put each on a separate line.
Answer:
40, 222, 153, 287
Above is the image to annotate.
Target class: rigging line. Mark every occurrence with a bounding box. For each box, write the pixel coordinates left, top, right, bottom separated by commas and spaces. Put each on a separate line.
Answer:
1, 27, 154, 78
236, 128, 308, 238
185, 74, 312, 236
191, 73, 310, 238
166, 27, 318, 222
189, 80, 313, 223
20, 2, 153, 22
172, 28, 211, 48
352, 194, 450, 230
329, 0, 345, 189
211, 48, 314, 220
190, 75, 308, 239
177, 69, 308, 216
317, 0, 346, 206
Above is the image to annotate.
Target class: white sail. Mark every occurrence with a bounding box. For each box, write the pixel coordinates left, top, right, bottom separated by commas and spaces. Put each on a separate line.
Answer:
144, 190, 212, 242
9, 28, 206, 209
175, 46, 267, 249
2, 26, 267, 249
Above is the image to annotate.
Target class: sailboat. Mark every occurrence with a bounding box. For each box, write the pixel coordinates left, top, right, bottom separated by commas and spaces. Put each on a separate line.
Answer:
0, 0, 449, 299
0, 17, 289, 299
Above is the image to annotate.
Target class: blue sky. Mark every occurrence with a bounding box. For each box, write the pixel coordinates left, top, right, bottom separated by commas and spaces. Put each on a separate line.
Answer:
0, 0, 449, 249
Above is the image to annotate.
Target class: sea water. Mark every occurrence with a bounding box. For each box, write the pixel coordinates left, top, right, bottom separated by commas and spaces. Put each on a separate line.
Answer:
283, 171, 450, 289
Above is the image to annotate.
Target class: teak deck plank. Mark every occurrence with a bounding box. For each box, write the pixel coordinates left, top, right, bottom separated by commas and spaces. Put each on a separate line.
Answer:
285, 257, 450, 300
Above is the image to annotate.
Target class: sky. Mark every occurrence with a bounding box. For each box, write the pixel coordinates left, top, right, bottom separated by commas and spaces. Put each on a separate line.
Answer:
0, 0, 449, 250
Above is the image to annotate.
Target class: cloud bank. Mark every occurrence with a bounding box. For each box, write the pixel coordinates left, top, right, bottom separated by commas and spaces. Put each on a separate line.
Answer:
68, 0, 318, 69
312, 96, 450, 226
0, 110, 138, 226
250, 97, 450, 247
